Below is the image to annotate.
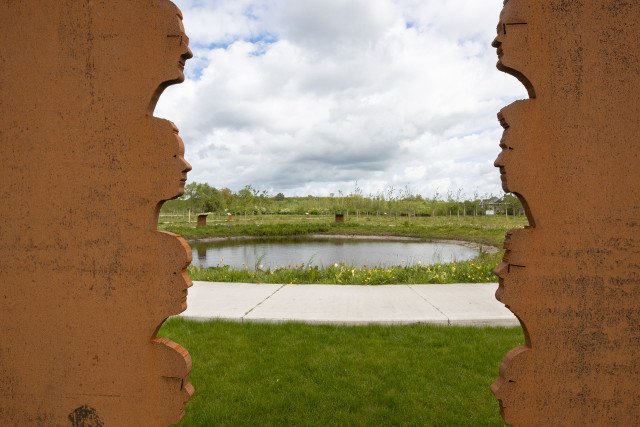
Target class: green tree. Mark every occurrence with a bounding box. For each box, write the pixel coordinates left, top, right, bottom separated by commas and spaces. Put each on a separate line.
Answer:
430, 190, 440, 217
237, 185, 254, 220
503, 194, 523, 217
184, 182, 224, 213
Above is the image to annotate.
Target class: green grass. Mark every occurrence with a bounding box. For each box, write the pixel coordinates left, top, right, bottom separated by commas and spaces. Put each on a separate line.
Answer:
160, 214, 528, 247
163, 215, 524, 284
188, 251, 503, 284
160, 319, 520, 426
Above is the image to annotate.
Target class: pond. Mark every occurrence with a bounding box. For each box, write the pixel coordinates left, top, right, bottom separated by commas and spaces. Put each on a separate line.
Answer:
189, 238, 479, 270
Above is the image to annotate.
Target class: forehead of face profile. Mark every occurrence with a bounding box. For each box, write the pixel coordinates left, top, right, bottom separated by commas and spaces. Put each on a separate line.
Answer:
499, 0, 531, 25
157, 1, 185, 35
72, 1, 186, 79
151, 118, 182, 154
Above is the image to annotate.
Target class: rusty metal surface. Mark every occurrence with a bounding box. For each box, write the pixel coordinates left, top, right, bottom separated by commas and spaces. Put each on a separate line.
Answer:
491, 1, 640, 425
0, 1, 194, 425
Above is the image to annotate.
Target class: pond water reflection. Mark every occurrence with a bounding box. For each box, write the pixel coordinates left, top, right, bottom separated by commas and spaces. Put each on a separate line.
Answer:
190, 239, 478, 270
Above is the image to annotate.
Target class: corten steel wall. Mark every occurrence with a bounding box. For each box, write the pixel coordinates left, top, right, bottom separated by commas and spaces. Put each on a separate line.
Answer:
0, 1, 194, 425
491, 1, 640, 425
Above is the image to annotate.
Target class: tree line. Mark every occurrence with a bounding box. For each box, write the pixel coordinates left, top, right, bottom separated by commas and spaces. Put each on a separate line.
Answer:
161, 182, 524, 219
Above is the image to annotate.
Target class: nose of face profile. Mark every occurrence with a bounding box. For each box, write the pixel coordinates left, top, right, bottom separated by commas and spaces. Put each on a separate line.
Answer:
182, 158, 192, 174
493, 262, 508, 279
182, 35, 193, 60
491, 36, 500, 49
184, 46, 193, 60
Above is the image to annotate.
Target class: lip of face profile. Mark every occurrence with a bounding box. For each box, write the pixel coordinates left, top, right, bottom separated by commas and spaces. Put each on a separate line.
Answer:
177, 158, 191, 190
180, 271, 192, 307
498, 167, 508, 190
494, 155, 508, 190
491, 23, 506, 66
494, 137, 511, 193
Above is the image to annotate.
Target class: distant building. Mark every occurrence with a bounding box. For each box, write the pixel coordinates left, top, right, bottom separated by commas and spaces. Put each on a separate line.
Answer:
480, 197, 503, 215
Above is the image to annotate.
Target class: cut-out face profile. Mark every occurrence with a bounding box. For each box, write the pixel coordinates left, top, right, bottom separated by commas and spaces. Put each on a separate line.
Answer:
170, 123, 192, 198
148, 4, 194, 113
150, 230, 193, 320
161, 6, 193, 85
494, 111, 512, 194
493, 100, 536, 226
149, 118, 192, 202
491, 344, 533, 424
152, 337, 194, 425
491, 0, 535, 98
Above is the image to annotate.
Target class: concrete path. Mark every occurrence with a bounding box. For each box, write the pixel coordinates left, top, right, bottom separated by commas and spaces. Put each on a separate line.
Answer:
180, 281, 519, 327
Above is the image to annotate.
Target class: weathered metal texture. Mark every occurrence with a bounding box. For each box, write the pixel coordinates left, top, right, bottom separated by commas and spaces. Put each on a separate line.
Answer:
0, 1, 194, 425
491, 1, 640, 425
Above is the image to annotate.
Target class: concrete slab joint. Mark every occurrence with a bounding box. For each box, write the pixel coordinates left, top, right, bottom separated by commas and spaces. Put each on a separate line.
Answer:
180, 282, 518, 327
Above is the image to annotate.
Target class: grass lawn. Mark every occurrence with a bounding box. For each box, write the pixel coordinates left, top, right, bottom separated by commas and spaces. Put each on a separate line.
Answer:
160, 318, 521, 426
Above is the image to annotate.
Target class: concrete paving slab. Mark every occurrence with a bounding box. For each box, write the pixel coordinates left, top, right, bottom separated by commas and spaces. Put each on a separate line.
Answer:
244, 284, 449, 325
181, 281, 282, 321
409, 283, 519, 327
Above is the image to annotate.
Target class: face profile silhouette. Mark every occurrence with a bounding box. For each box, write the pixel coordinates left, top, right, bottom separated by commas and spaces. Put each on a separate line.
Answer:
491, 0, 535, 98
148, 4, 194, 114
0, 1, 196, 424
166, 7, 194, 83
167, 121, 192, 199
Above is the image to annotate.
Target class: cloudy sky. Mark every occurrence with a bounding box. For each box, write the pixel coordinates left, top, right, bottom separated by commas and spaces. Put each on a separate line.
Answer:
155, 0, 527, 199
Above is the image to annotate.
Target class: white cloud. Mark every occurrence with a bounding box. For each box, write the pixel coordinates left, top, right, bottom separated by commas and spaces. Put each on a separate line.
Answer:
156, 0, 527, 198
